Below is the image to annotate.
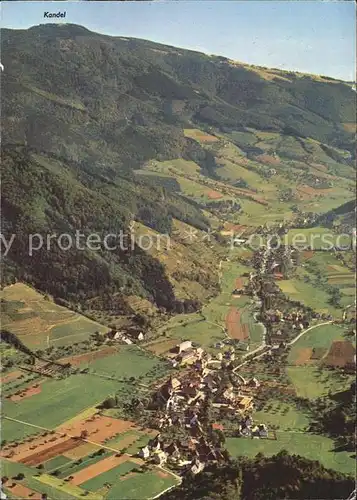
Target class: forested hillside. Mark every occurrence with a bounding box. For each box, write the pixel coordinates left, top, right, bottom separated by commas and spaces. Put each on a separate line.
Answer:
163, 451, 355, 500
1, 23, 355, 315
2, 146, 211, 312
2, 24, 355, 174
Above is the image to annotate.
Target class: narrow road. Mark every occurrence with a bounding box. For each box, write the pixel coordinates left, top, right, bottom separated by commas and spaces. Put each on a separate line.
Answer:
286, 320, 333, 346
233, 321, 333, 372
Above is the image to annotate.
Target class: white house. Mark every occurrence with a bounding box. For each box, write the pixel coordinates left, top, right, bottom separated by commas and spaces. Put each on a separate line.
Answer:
153, 450, 167, 465
191, 459, 205, 475
178, 340, 193, 353
139, 446, 150, 459
249, 377, 260, 388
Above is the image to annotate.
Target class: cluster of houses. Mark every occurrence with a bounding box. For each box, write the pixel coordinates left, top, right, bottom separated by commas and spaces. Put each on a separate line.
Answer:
137, 363, 268, 475
138, 433, 225, 474
264, 309, 310, 328
107, 329, 145, 344
154, 358, 260, 418
237, 415, 268, 438
167, 341, 205, 367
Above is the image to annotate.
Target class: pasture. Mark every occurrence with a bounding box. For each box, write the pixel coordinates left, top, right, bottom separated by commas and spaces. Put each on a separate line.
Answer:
0, 283, 109, 348
286, 365, 354, 400
226, 432, 355, 475
278, 278, 341, 317
254, 401, 309, 431
288, 324, 346, 365
85, 345, 170, 382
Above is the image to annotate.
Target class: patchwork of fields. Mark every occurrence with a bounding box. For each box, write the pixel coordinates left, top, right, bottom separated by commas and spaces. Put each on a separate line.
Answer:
1, 283, 109, 348
2, 345, 170, 440
156, 257, 263, 353
1, 344, 177, 499
286, 323, 355, 399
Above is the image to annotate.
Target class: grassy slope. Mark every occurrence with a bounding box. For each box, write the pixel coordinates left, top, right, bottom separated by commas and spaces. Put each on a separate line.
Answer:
158, 258, 253, 351
288, 324, 346, 364
1, 283, 109, 349
226, 432, 354, 475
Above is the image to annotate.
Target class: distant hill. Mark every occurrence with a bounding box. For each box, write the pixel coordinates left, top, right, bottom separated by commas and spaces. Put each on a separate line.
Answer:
2, 24, 355, 174
317, 200, 356, 229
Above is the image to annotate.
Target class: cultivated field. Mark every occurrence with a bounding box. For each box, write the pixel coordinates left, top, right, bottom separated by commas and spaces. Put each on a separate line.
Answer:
322, 340, 356, 369
3, 349, 168, 442
287, 324, 346, 365
225, 308, 249, 340
1, 283, 109, 348
2, 410, 177, 500
183, 128, 219, 143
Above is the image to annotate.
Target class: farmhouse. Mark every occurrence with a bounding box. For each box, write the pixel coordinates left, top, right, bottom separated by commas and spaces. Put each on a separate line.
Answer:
153, 450, 167, 465
248, 377, 260, 388
236, 395, 253, 412
177, 341, 193, 353
139, 446, 150, 459
178, 349, 199, 365
191, 458, 205, 475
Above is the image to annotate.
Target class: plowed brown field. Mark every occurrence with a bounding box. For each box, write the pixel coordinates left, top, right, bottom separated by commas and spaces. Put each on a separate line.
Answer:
7, 484, 41, 499
21, 438, 83, 466
295, 348, 313, 365
207, 190, 223, 199
58, 415, 135, 444
70, 454, 132, 485
323, 341, 356, 368
226, 308, 249, 340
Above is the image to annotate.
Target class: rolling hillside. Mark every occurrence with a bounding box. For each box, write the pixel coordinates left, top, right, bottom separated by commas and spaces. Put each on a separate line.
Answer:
1, 23, 355, 318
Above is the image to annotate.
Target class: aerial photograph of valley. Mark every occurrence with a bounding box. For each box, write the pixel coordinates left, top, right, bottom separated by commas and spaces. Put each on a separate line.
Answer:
0, 1, 356, 499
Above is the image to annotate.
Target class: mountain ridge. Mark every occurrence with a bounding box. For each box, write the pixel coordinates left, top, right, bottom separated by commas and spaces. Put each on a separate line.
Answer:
1, 23, 355, 321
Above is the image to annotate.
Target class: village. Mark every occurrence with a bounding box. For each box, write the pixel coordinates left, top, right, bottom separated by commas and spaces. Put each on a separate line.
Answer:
116, 338, 270, 476
99, 238, 356, 479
